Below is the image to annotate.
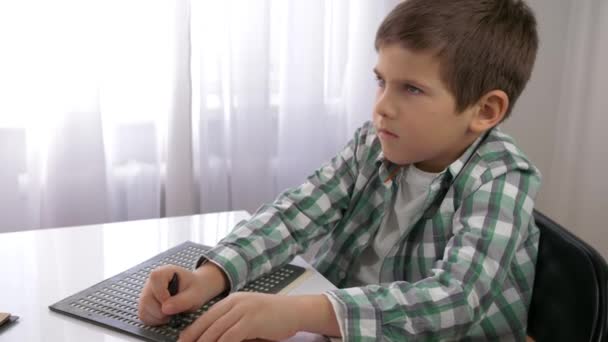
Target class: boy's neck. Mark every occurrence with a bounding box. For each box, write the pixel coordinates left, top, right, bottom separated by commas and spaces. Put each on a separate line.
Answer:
414, 132, 483, 173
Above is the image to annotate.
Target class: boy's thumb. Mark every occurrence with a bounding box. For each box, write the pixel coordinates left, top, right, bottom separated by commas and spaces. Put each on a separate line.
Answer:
161, 293, 193, 315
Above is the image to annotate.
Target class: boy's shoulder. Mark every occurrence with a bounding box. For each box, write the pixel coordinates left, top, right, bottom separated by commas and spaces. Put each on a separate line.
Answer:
353, 120, 380, 150
470, 127, 541, 184
445, 127, 542, 201
351, 121, 382, 162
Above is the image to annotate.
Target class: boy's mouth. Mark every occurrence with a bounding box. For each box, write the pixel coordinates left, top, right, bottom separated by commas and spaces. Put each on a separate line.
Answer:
378, 128, 399, 139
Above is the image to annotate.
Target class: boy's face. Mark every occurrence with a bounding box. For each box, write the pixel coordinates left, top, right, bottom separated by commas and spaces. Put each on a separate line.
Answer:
372, 44, 479, 173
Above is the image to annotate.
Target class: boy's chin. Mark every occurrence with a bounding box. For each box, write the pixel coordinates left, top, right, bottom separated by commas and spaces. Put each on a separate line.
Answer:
382, 152, 413, 166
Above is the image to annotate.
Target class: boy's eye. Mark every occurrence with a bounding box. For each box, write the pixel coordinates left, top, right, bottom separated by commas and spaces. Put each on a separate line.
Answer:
375, 76, 386, 88
404, 84, 423, 95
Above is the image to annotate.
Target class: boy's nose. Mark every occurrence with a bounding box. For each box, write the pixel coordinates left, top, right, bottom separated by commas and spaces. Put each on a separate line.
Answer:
374, 92, 398, 118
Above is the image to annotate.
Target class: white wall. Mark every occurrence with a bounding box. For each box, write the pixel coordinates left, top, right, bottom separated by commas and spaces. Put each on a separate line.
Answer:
503, 0, 608, 258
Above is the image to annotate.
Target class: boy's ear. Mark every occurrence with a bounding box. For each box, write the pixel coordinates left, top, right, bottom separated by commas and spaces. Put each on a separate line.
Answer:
469, 90, 509, 133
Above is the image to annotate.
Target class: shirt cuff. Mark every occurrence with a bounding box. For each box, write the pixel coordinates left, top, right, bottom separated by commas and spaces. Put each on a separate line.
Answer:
324, 287, 382, 342
323, 292, 348, 340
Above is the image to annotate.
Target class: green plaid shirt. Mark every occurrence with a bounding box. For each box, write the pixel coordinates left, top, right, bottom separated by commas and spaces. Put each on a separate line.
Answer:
202, 121, 541, 341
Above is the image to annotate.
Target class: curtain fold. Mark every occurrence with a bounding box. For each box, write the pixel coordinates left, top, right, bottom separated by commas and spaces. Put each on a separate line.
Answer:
192, 0, 398, 214
166, 0, 197, 217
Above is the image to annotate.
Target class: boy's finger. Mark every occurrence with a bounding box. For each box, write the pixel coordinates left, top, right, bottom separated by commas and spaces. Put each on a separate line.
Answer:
216, 319, 249, 342
162, 291, 199, 315
138, 291, 164, 323
200, 309, 242, 342
139, 304, 169, 326
148, 267, 177, 302
180, 298, 233, 341
142, 300, 166, 322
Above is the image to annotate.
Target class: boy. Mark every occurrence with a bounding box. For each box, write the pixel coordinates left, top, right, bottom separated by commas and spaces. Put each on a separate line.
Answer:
138, 0, 541, 340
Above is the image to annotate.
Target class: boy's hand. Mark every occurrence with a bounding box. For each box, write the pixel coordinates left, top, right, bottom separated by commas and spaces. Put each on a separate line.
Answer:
178, 293, 341, 342
138, 263, 228, 326
178, 292, 299, 342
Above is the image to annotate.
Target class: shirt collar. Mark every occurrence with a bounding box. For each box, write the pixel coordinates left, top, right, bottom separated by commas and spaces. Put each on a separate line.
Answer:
446, 132, 487, 178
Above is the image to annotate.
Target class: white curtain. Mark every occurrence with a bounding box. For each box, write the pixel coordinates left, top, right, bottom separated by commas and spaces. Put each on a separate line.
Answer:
0, 0, 399, 233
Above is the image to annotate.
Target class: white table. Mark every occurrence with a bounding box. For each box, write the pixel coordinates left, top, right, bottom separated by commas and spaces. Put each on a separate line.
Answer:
0, 211, 338, 341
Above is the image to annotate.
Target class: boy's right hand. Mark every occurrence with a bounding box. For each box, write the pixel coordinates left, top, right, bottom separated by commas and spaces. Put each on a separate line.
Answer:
137, 263, 228, 326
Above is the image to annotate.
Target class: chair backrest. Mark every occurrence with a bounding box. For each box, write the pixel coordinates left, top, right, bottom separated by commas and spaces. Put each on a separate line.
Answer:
527, 210, 608, 342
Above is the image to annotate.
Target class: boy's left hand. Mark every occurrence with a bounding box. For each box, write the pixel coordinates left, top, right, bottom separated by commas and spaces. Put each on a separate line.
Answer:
178, 292, 299, 342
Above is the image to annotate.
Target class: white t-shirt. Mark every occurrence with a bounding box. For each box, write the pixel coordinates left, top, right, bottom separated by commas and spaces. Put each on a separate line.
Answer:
351, 164, 441, 286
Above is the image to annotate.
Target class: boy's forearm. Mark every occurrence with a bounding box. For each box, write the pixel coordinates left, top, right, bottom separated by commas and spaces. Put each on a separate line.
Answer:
291, 295, 341, 338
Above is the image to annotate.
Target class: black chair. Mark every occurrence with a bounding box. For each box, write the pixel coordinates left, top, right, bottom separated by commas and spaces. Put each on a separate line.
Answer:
527, 210, 608, 342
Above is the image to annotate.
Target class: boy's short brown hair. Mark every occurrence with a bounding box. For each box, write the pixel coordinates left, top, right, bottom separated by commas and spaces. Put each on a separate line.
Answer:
375, 0, 538, 119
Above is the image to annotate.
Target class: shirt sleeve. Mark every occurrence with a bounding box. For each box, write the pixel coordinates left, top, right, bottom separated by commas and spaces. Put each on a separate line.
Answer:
324, 168, 541, 341
198, 124, 369, 292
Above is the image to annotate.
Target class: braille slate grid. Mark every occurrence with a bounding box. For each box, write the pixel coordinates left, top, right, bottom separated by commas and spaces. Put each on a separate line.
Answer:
49, 241, 306, 342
